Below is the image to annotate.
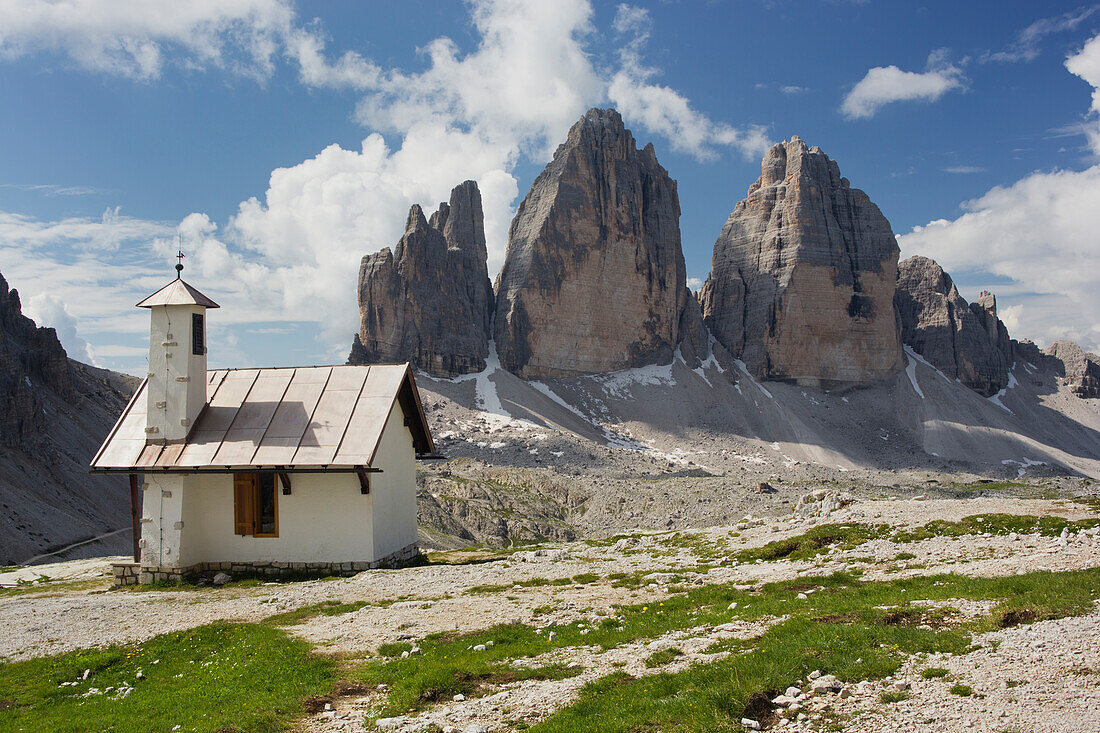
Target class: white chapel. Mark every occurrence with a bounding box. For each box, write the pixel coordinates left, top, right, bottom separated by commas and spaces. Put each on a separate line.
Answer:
92, 266, 436, 585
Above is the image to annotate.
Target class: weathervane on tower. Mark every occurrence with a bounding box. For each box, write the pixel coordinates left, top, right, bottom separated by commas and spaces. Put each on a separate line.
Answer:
175, 234, 185, 278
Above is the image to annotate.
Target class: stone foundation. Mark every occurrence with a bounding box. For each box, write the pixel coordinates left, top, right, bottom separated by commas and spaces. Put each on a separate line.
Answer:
114, 543, 420, 587
111, 562, 140, 586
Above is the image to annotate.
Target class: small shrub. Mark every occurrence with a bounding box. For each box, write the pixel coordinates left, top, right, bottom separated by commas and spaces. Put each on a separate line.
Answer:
378, 642, 413, 658
643, 648, 683, 668
880, 691, 909, 703
921, 667, 949, 679
950, 684, 974, 696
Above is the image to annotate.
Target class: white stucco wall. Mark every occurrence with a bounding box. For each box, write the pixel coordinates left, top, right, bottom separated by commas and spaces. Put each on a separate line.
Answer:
370, 402, 418, 559
177, 472, 373, 565
146, 304, 207, 443
138, 402, 419, 568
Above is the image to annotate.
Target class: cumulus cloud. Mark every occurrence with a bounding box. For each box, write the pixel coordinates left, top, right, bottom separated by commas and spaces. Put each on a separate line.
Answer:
898, 34, 1100, 353
22, 293, 96, 364
899, 166, 1100, 353
841, 49, 967, 119
0, 0, 296, 80
982, 6, 1099, 64
1066, 31, 1100, 153
607, 4, 770, 161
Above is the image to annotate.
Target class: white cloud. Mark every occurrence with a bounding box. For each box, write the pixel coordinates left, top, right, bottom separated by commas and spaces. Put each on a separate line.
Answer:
22, 292, 96, 364
841, 49, 967, 119
943, 165, 986, 174
982, 6, 1099, 64
608, 4, 770, 160
1066, 31, 1100, 154
0, 0, 296, 80
897, 36, 1100, 352
898, 35, 1100, 353
780, 85, 808, 95
898, 166, 1100, 352
0, 182, 99, 196
353, 0, 603, 163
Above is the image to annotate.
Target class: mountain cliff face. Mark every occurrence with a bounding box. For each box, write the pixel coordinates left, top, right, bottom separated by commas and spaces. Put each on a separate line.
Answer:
700, 136, 904, 387
1046, 340, 1100, 398
350, 180, 494, 378
894, 256, 1010, 397
0, 271, 138, 565
0, 274, 74, 448
494, 108, 705, 379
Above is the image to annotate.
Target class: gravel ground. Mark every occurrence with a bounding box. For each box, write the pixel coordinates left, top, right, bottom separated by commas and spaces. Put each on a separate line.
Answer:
3, 496, 1099, 732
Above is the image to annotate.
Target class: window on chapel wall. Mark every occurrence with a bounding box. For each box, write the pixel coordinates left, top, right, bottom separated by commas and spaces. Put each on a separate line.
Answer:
233, 472, 278, 537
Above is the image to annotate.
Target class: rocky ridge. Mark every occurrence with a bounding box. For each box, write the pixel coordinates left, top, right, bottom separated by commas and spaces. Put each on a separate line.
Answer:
894, 256, 1011, 396
1045, 340, 1100, 398
350, 180, 493, 378
494, 108, 706, 379
700, 136, 904, 387
0, 270, 138, 565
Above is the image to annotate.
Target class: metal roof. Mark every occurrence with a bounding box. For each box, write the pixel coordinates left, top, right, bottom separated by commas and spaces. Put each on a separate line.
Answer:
136, 278, 220, 309
91, 364, 435, 472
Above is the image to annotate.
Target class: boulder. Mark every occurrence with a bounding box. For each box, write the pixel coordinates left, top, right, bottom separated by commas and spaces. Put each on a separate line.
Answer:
350, 180, 493, 378
894, 256, 1009, 396
494, 108, 702, 379
700, 136, 904, 387
1045, 340, 1100, 398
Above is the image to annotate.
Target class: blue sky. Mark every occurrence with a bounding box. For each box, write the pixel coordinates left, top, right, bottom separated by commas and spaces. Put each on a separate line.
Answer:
1, 0, 1098, 374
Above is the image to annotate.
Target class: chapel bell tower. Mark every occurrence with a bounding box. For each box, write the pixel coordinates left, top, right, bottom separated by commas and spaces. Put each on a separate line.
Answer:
135, 256, 219, 443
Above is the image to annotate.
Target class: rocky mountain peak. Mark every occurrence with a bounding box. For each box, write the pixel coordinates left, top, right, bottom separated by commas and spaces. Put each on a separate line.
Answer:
1045, 340, 1100, 398
349, 180, 494, 378
700, 136, 903, 387
894, 256, 1010, 396
755, 136, 848, 193
0, 271, 74, 447
494, 108, 706, 379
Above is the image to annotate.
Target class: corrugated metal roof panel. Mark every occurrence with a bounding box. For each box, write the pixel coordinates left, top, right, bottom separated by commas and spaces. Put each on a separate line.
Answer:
333, 395, 394, 464
262, 368, 330, 439
92, 363, 433, 471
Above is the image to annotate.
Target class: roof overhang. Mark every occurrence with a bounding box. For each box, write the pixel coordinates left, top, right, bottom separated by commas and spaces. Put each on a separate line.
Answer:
91, 363, 438, 472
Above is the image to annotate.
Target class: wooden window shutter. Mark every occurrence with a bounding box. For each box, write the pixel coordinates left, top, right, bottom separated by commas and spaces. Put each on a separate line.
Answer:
192, 313, 205, 356
233, 473, 255, 535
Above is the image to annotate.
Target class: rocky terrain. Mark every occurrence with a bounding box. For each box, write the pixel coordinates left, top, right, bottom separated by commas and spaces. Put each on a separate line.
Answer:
0, 270, 138, 565
493, 108, 706, 379
350, 181, 494, 378
410, 333, 1100, 549
700, 136, 904, 387
894, 256, 1011, 397
1045, 339, 1100, 399
4, 492, 1099, 732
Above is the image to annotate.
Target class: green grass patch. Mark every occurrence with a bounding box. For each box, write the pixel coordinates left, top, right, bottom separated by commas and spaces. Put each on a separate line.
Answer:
378, 642, 413, 658
735, 524, 890, 562
950, 683, 974, 696
0, 622, 334, 732
262, 600, 369, 627
921, 667, 950, 679
350, 566, 1100, 731
355, 624, 582, 714
879, 690, 910, 703
643, 648, 683, 668
893, 514, 1100, 543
